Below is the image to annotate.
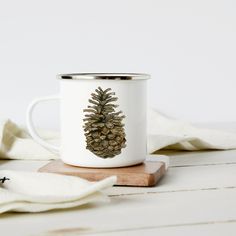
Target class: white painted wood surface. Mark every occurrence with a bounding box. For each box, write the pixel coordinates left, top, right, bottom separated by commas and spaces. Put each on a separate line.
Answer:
0, 150, 236, 235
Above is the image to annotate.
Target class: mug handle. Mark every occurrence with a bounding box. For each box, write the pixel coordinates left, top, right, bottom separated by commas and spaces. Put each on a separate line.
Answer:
26, 95, 60, 154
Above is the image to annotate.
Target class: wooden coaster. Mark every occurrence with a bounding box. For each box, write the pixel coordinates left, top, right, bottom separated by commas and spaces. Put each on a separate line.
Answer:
39, 160, 166, 187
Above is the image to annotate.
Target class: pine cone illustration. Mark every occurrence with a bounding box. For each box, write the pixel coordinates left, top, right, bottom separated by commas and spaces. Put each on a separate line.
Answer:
83, 87, 126, 158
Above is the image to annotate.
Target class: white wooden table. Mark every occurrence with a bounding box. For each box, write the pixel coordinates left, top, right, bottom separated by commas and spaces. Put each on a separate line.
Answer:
0, 148, 236, 236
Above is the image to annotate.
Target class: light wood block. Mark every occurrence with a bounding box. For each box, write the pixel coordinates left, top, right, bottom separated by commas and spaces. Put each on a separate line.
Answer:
38, 160, 166, 187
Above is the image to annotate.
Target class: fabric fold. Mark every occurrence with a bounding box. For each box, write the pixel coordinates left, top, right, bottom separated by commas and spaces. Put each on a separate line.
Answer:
0, 170, 116, 213
147, 109, 236, 153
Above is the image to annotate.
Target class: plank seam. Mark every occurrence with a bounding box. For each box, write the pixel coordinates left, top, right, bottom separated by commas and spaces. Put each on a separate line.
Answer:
170, 162, 236, 168
109, 186, 236, 197
64, 219, 236, 235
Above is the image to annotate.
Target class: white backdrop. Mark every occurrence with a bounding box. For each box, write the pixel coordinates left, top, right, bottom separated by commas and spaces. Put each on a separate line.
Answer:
0, 0, 236, 129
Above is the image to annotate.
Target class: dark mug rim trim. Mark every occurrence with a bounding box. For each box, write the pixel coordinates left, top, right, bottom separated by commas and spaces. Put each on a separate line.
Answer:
57, 73, 150, 80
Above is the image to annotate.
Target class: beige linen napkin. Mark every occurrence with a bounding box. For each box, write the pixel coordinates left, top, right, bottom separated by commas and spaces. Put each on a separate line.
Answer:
0, 170, 116, 213
0, 119, 58, 160
147, 109, 236, 153
1, 109, 236, 160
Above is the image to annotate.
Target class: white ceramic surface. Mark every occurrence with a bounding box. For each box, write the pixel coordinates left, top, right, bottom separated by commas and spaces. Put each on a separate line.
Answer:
26, 73, 149, 168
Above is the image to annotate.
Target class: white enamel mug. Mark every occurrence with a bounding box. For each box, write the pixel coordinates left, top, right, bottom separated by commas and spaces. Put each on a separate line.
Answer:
26, 73, 150, 168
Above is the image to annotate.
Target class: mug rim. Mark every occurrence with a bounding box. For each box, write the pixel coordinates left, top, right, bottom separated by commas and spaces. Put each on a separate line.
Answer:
57, 73, 150, 80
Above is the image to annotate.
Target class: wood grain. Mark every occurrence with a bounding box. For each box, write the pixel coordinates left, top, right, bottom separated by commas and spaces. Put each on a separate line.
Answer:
38, 160, 166, 187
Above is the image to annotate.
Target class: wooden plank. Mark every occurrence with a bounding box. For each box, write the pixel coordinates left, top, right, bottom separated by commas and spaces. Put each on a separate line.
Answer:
38, 160, 166, 187
71, 221, 236, 236
154, 150, 236, 167
0, 160, 49, 171
105, 162, 236, 196
0, 188, 236, 236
